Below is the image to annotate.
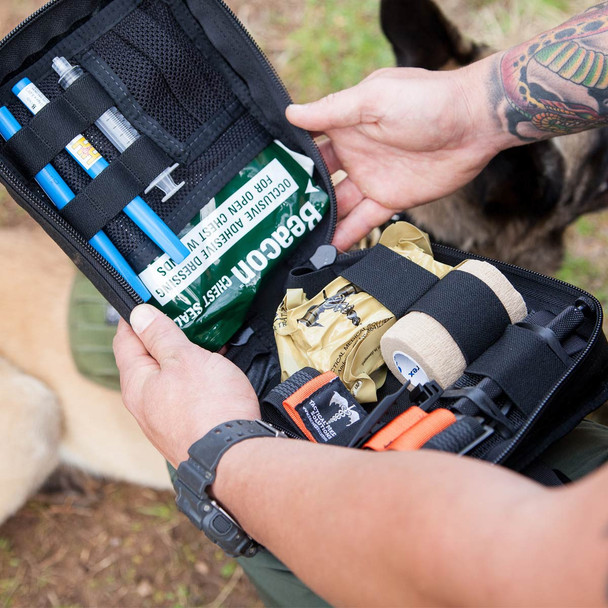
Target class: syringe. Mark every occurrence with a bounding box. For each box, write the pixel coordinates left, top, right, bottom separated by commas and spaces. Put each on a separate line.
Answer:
13, 77, 189, 264
0, 106, 152, 302
52, 57, 185, 203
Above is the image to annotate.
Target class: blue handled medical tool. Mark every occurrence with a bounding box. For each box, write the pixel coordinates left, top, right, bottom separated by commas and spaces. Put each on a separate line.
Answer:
52, 57, 185, 202
13, 78, 189, 264
0, 106, 152, 301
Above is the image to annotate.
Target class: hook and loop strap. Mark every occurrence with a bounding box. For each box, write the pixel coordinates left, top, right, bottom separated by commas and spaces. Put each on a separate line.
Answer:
340, 244, 439, 318
61, 136, 172, 240
3, 74, 114, 178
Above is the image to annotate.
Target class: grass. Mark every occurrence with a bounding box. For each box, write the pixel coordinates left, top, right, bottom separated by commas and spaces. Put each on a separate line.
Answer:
281, 0, 394, 102
556, 214, 608, 316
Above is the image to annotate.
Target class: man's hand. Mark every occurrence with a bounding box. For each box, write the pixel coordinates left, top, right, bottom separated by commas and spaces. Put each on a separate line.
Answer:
287, 64, 517, 250
113, 304, 260, 467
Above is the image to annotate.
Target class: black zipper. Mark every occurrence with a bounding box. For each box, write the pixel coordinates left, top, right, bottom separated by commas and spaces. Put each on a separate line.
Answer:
215, 0, 338, 245
0, 0, 143, 303
433, 241, 604, 464
0, 158, 142, 303
0, 0, 60, 49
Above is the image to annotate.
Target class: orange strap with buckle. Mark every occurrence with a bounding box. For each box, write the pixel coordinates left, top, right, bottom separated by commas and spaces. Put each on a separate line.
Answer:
388, 409, 457, 451
363, 406, 428, 451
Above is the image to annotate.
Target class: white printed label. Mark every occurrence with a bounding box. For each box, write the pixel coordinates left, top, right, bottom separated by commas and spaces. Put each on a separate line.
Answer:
393, 351, 430, 386
140, 159, 298, 305
16, 82, 50, 115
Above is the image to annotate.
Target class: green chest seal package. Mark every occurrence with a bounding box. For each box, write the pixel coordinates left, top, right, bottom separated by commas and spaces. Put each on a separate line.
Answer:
143, 141, 329, 349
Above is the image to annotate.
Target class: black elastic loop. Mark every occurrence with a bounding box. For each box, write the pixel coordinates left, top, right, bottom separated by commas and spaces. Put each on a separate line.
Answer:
3, 74, 114, 178
286, 266, 338, 299
467, 324, 568, 416
516, 322, 572, 366
61, 136, 171, 240
409, 270, 510, 365
443, 387, 517, 437
340, 245, 439, 318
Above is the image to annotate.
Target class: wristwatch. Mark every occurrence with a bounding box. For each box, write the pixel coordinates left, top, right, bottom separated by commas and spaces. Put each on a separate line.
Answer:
174, 419, 285, 557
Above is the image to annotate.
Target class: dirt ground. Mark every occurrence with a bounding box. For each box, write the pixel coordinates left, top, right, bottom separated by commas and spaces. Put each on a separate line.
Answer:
1, 1, 608, 607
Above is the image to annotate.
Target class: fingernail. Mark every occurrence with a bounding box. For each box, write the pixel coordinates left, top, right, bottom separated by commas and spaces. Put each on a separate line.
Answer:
130, 304, 157, 335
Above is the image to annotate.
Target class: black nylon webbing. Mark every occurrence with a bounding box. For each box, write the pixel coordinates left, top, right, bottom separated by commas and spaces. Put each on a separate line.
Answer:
61, 136, 171, 240
286, 266, 338, 299
340, 245, 439, 318
3, 75, 114, 178
409, 270, 510, 365
467, 324, 568, 416
422, 416, 484, 453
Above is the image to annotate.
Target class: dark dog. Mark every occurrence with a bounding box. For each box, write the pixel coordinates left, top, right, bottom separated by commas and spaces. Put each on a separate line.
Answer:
380, 0, 608, 274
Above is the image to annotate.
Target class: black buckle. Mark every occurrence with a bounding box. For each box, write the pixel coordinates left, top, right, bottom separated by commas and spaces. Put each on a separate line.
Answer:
347, 382, 411, 448
347, 380, 444, 448
457, 418, 495, 456
410, 380, 443, 412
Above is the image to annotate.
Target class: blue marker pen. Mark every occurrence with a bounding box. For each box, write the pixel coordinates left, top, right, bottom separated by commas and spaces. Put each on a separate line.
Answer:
13, 78, 189, 264
0, 106, 152, 302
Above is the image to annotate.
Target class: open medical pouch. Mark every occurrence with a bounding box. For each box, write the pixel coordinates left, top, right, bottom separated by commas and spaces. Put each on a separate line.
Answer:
0, 0, 334, 351
2, 0, 608, 479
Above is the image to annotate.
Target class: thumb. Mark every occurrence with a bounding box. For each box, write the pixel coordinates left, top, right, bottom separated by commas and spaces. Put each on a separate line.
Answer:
130, 304, 196, 366
286, 85, 370, 131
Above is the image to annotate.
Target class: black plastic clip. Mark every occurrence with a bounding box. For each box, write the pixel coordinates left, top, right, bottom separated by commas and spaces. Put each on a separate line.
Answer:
347, 382, 412, 448
411, 380, 443, 412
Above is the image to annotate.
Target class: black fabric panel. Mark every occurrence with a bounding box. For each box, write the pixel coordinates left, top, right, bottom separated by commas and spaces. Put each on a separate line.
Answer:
61, 135, 170, 240
0, 0, 106, 87
341, 245, 438, 318
467, 324, 568, 416
410, 270, 510, 364
517, 322, 572, 366
3, 74, 113, 178
521, 461, 566, 486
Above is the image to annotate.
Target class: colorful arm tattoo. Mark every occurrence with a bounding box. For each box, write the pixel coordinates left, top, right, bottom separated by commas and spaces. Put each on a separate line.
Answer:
500, 2, 608, 140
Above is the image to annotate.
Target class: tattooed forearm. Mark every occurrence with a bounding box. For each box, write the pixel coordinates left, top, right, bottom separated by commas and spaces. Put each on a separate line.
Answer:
498, 3, 608, 140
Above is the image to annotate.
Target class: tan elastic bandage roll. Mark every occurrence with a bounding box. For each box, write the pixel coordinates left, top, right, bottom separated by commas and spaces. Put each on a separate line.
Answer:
381, 260, 528, 388
273, 222, 452, 403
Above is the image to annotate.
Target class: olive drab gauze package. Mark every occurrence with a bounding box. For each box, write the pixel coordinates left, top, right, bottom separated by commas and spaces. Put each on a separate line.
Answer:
141, 141, 329, 350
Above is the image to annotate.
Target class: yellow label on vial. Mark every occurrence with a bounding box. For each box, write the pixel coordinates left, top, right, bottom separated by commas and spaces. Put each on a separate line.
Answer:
66, 136, 101, 170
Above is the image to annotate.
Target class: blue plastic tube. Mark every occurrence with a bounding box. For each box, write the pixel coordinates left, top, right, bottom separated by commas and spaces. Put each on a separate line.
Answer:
0, 106, 152, 302
13, 78, 189, 264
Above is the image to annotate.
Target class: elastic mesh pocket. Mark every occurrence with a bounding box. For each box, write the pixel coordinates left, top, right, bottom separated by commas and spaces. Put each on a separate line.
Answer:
93, 1, 236, 143
102, 112, 269, 266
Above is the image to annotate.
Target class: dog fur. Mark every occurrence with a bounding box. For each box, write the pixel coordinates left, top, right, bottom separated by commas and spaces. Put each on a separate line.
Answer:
381, 0, 608, 274
0, 225, 171, 525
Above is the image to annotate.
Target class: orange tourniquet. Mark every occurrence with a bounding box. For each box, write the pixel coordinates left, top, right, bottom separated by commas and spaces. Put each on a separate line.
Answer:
364, 407, 457, 452
364, 406, 428, 451
389, 409, 457, 451
282, 371, 337, 442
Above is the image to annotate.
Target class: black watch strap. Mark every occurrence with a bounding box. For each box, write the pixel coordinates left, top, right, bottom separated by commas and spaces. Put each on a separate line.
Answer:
174, 420, 284, 557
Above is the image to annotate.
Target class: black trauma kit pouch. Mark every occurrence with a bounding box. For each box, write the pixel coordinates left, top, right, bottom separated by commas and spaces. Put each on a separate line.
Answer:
2, 0, 608, 486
